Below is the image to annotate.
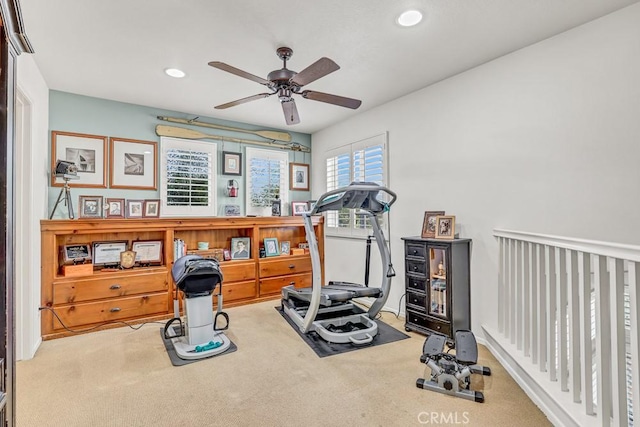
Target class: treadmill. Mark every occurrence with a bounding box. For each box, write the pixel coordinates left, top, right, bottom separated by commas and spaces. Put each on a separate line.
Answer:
281, 182, 397, 345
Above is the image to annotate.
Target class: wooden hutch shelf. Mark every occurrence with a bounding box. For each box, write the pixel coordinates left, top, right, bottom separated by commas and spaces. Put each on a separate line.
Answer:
40, 216, 324, 339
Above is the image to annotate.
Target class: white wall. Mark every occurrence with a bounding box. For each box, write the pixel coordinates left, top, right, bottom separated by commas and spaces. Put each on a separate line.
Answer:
16, 54, 49, 359
311, 4, 640, 335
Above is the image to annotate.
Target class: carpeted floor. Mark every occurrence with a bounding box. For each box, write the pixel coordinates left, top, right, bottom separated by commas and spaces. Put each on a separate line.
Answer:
16, 300, 552, 426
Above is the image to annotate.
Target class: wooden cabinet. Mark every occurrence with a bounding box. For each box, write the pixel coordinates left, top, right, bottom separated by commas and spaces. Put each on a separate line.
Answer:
401, 237, 471, 340
41, 216, 324, 339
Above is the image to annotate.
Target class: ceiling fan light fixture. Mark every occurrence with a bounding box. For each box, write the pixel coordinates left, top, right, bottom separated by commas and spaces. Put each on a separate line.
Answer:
397, 10, 423, 27
165, 68, 186, 78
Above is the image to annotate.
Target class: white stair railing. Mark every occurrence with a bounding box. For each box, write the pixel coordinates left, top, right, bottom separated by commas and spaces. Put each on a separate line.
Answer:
490, 229, 640, 427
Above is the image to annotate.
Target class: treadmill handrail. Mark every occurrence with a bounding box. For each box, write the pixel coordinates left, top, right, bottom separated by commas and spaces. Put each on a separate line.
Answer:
310, 183, 397, 215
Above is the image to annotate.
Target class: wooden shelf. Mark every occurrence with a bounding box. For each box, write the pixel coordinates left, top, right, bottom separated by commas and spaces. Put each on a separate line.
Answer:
41, 216, 324, 339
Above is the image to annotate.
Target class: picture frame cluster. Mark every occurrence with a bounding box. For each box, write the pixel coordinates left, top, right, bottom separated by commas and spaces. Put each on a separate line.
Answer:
421, 210, 456, 240
79, 196, 160, 219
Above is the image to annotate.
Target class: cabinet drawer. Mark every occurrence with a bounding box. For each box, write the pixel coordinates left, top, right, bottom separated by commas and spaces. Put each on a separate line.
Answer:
406, 291, 426, 312
259, 273, 312, 296
219, 262, 256, 282
406, 259, 427, 276
53, 271, 168, 304
55, 293, 167, 328
214, 280, 257, 304
406, 309, 451, 337
406, 243, 426, 259
406, 275, 427, 293
259, 257, 311, 278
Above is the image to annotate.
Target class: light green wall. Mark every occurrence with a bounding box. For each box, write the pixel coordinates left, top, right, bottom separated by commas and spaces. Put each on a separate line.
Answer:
48, 90, 312, 217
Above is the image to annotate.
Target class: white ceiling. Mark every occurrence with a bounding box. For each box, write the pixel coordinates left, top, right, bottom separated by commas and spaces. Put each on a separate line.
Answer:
20, 0, 639, 134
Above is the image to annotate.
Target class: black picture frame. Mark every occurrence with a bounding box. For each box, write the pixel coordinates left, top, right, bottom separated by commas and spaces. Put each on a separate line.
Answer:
223, 151, 242, 175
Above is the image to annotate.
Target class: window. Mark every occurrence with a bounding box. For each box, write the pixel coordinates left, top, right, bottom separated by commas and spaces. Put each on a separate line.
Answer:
160, 136, 217, 217
325, 133, 388, 237
245, 147, 289, 216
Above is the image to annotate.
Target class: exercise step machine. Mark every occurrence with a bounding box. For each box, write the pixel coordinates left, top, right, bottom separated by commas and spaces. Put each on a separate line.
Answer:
416, 330, 491, 402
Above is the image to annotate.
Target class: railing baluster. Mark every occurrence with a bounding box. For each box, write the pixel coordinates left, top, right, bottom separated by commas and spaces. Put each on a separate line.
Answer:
531, 243, 539, 365
569, 250, 581, 403
517, 240, 523, 350
498, 237, 505, 333
547, 246, 557, 381
595, 255, 612, 427
579, 252, 594, 415
505, 239, 511, 338
524, 242, 531, 357
609, 258, 627, 427
629, 261, 640, 427
510, 239, 516, 344
539, 244, 547, 372
558, 248, 569, 391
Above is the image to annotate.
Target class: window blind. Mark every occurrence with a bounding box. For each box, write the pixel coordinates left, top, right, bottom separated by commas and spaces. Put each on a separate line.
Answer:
245, 147, 288, 216
160, 137, 217, 217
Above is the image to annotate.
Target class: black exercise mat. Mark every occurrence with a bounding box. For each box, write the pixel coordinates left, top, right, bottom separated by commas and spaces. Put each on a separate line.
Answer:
276, 307, 410, 358
160, 328, 237, 366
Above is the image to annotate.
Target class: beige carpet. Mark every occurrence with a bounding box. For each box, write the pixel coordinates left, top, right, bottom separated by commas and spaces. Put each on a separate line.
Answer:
17, 301, 551, 426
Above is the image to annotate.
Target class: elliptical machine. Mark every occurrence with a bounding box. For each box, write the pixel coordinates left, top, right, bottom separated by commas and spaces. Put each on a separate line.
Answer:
163, 255, 231, 360
416, 330, 491, 402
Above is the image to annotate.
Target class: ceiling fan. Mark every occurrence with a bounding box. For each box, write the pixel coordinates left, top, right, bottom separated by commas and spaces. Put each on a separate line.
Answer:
208, 47, 362, 125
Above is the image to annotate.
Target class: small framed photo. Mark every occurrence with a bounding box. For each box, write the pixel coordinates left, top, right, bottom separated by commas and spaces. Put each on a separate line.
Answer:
132, 240, 163, 265
143, 199, 160, 218
105, 198, 125, 219
223, 249, 231, 261
79, 195, 103, 219
224, 204, 241, 216
231, 237, 250, 260
223, 151, 242, 175
92, 241, 128, 267
435, 215, 456, 240
109, 137, 157, 190
264, 237, 280, 257
271, 199, 281, 216
60, 243, 92, 265
51, 130, 108, 188
126, 199, 144, 218
280, 241, 291, 255
290, 163, 309, 191
291, 201, 308, 216
422, 211, 445, 239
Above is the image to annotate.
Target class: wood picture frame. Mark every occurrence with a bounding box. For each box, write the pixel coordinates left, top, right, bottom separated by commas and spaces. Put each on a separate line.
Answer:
291, 201, 307, 216
231, 237, 250, 260
132, 240, 163, 265
51, 131, 108, 188
126, 199, 144, 218
109, 137, 157, 190
422, 211, 445, 239
143, 199, 160, 218
435, 215, 456, 240
289, 163, 309, 191
223, 151, 242, 175
78, 195, 103, 219
264, 237, 280, 257
105, 198, 125, 219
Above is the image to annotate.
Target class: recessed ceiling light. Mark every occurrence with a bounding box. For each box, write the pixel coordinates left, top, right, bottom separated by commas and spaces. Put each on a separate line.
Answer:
165, 68, 186, 78
397, 10, 423, 27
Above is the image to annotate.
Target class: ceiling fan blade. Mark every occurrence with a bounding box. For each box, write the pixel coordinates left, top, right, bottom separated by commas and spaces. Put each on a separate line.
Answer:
301, 90, 362, 109
281, 99, 300, 125
208, 61, 272, 86
290, 57, 340, 86
215, 93, 273, 109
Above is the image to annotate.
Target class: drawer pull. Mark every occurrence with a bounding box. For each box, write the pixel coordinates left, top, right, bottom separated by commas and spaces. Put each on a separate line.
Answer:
412, 250, 418, 255
413, 266, 418, 271
110, 307, 121, 313
436, 325, 441, 330
288, 264, 295, 269
109, 284, 121, 290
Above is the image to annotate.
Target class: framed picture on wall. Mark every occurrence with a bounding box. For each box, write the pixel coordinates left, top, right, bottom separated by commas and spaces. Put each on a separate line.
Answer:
109, 137, 157, 190
143, 199, 160, 218
126, 199, 144, 218
289, 163, 309, 191
105, 198, 125, 219
78, 195, 103, 219
51, 131, 108, 188
223, 151, 242, 175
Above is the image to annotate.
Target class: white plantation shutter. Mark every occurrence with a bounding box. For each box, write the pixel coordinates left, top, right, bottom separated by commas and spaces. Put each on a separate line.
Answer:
245, 147, 288, 216
160, 137, 217, 217
325, 133, 388, 237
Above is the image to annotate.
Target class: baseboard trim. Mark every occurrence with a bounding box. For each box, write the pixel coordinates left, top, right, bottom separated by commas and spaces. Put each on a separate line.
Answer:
481, 325, 598, 427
